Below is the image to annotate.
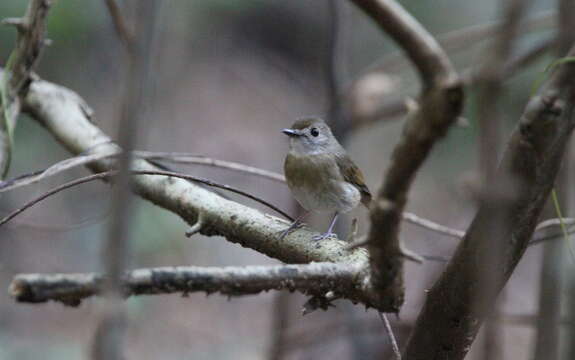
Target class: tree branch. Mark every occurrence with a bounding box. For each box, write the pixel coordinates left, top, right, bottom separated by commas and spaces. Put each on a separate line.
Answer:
350, 0, 463, 311
403, 43, 575, 360
0, 0, 52, 178
9, 263, 363, 307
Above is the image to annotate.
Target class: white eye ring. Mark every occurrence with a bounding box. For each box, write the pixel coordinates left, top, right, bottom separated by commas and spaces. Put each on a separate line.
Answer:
310, 128, 319, 137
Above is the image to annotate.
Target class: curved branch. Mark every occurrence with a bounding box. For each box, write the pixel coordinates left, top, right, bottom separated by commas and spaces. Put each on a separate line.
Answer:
350, 0, 463, 310
350, 0, 457, 88
0, 172, 113, 227
0, 169, 294, 228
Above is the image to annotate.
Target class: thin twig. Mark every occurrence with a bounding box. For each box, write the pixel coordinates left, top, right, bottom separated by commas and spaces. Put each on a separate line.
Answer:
353, 36, 554, 126
359, 9, 555, 80
0, 169, 295, 229
136, 151, 286, 182
133, 170, 293, 221
0, 0, 53, 178
0, 146, 119, 192
402, 212, 465, 239
0, 172, 113, 228
103, 0, 135, 54
379, 312, 401, 359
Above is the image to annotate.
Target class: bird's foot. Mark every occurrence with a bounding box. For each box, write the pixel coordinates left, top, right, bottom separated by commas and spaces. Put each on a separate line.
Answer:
278, 221, 306, 240
312, 232, 337, 241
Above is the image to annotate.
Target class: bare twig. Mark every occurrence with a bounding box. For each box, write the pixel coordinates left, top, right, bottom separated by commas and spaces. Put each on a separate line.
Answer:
0, 172, 113, 228
132, 170, 293, 221
0, 169, 295, 228
357, 9, 554, 82
379, 312, 401, 360
0, 0, 52, 178
9, 262, 364, 306
401, 212, 465, 239
0, 146, 118, 192
350, 0, 463, 311
403, 43, 575, 360
103, 0, 135, 54
136, 151, 286, 182
353, 36, 554, 126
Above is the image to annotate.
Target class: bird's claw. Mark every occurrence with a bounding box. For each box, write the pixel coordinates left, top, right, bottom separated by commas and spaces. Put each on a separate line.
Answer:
277, 221, 306, 240
312, 232, 337, 241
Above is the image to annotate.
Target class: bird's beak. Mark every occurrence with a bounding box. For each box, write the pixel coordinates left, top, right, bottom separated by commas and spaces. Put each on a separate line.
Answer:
282, 128, 301, 137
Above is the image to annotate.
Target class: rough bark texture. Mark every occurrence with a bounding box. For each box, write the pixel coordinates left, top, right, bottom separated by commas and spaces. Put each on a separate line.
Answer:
403, 45, 575, 360
350, 0, 463, 311
10, 263, 363, 307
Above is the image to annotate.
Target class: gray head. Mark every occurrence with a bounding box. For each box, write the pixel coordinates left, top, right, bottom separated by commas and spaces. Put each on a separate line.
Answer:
282, 117, 342, 155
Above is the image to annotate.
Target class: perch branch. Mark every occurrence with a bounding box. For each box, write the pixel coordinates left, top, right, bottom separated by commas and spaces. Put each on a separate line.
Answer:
350, 0, 463, 311
10, 262, 364, 307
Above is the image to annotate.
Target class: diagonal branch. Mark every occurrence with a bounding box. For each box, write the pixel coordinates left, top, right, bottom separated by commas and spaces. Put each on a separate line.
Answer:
9, 262, 363, 306
0, 0, 52, 178
403, 44, 575, 360
350, 0, 463, 311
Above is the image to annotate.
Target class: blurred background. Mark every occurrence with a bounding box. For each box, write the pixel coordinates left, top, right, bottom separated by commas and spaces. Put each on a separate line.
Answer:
0, 0, 572, 359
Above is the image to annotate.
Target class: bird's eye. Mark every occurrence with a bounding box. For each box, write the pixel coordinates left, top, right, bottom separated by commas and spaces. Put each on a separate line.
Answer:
310, 128, 319, 137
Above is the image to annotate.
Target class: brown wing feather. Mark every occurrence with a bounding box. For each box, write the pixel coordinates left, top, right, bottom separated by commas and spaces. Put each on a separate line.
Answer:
336, 154, 372, 208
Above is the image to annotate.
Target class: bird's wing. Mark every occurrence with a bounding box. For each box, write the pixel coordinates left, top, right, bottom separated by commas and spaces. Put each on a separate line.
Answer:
336, 153, 372, 208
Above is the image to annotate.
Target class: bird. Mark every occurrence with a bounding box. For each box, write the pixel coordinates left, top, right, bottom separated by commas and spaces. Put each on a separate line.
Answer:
281, 117, 372, 240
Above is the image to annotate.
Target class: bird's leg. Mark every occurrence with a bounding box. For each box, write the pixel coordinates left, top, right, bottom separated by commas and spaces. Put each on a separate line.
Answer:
278, 211, 310, 240
312, 212, 339, 241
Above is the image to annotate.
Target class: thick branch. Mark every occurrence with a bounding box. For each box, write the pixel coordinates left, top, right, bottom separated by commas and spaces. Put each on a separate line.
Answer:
403, 44, 575, 360
350, 0, 463, 311
10, 263, 363, 307
0, 0, 52, 178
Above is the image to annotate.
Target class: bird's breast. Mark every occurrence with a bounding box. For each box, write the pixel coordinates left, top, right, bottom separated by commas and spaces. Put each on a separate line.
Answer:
284, 153, 360, 212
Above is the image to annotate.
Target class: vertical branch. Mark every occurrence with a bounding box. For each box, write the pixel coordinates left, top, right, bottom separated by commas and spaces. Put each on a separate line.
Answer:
103, 0, 135, 54
349, 0, 463, 310
553, 2, 575, 360
0, 0, 52, 178
326, 0, 351, 139
267, 292, 291, 360
403, 43, 575, 360
473, 1, 532, 359
91, 2, 160, 359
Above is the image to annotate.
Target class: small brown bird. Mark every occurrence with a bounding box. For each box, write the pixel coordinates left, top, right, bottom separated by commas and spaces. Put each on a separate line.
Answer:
282, 117, 372, 240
